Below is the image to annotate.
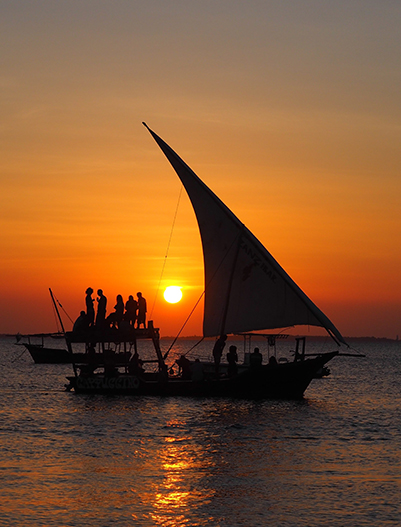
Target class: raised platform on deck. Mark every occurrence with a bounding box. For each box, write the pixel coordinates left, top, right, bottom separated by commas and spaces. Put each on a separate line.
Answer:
65, 325, 160, 344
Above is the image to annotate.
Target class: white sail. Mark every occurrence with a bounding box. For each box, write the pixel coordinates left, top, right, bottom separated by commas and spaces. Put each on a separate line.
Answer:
144, 123, 346, 345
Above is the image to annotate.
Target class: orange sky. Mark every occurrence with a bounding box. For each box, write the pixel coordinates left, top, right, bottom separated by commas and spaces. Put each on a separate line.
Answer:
1, 1, 400, 337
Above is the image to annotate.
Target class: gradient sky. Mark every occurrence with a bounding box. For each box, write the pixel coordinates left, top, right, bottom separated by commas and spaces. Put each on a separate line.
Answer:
1, 1, 400, 338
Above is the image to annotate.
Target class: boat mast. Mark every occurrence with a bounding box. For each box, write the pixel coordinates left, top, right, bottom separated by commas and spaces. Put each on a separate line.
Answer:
49, 288, 66, 334
49, 288, 77, 375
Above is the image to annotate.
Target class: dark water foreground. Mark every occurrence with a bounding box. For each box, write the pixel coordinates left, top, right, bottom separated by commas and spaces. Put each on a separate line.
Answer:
1, 337, 401, 526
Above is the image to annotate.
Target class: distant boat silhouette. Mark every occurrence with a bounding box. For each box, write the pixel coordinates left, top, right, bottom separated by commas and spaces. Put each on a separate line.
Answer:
16, 332, 71, 364
64, 125, 345, 398
16, 289, 72, 364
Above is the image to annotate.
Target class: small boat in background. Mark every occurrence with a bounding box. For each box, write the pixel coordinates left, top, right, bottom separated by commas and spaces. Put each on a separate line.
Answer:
16, 332, 71, 364
15, 289, 75, 364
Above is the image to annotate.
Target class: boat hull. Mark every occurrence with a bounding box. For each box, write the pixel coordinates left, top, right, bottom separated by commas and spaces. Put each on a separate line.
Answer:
24, 344, 71, 364
66, 351, 337, 399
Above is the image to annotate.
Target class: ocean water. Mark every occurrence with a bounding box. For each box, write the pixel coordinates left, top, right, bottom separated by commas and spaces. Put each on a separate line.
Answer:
1, 336, 401, 527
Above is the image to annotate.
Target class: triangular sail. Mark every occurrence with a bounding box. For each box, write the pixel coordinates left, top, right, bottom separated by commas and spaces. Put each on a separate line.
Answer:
144, 123, 346, 345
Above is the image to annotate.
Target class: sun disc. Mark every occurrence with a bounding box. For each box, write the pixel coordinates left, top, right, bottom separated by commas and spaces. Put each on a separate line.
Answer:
164, 286, 183, 304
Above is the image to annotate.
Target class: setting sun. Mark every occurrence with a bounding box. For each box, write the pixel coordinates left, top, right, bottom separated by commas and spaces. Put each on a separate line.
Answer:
163, 286, 183, 304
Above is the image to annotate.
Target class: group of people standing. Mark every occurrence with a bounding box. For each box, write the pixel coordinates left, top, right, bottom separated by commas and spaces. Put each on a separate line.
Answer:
73, 288, 148, 332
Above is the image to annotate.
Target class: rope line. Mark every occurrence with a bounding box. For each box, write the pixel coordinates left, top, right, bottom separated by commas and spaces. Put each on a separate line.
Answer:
12, 347, 27, 363
150, 186, 183, 319
50, 290, 73, 326
184, 336, 205, 356
163, 291, 205, 360
55, 296, 74, 324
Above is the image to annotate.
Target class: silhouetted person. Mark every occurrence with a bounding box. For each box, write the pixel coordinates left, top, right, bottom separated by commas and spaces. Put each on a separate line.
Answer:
96, 289, 107, 328
85, 287, 95, 327
136, 292, 147, 329
268, 355, 278, 367
107, 294, 124, 328
73, 311, 89, 333
212, 334, 227, 376
124, 295, 138, 327
250, 347, 263, 368
128, 350, 144, 375
176, 355, 191, 380
227, 345, 238, 377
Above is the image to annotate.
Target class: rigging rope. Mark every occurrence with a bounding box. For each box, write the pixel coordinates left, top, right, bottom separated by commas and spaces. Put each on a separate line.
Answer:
150, 186, 183, 319
184, 336, 205, 356
163, 291, 205, 360
52, 292, 74, 325
12, 347, 27, 363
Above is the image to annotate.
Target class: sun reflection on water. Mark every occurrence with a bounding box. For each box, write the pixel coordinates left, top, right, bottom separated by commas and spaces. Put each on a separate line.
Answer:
133, 419, 215, 526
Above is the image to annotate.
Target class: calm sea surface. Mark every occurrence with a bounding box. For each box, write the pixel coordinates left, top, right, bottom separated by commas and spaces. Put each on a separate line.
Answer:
1, 336, 401, 527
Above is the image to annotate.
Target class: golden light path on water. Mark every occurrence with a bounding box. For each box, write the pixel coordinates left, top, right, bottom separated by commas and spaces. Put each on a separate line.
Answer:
149, 429, 214, 525
130, 410, 216, 526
